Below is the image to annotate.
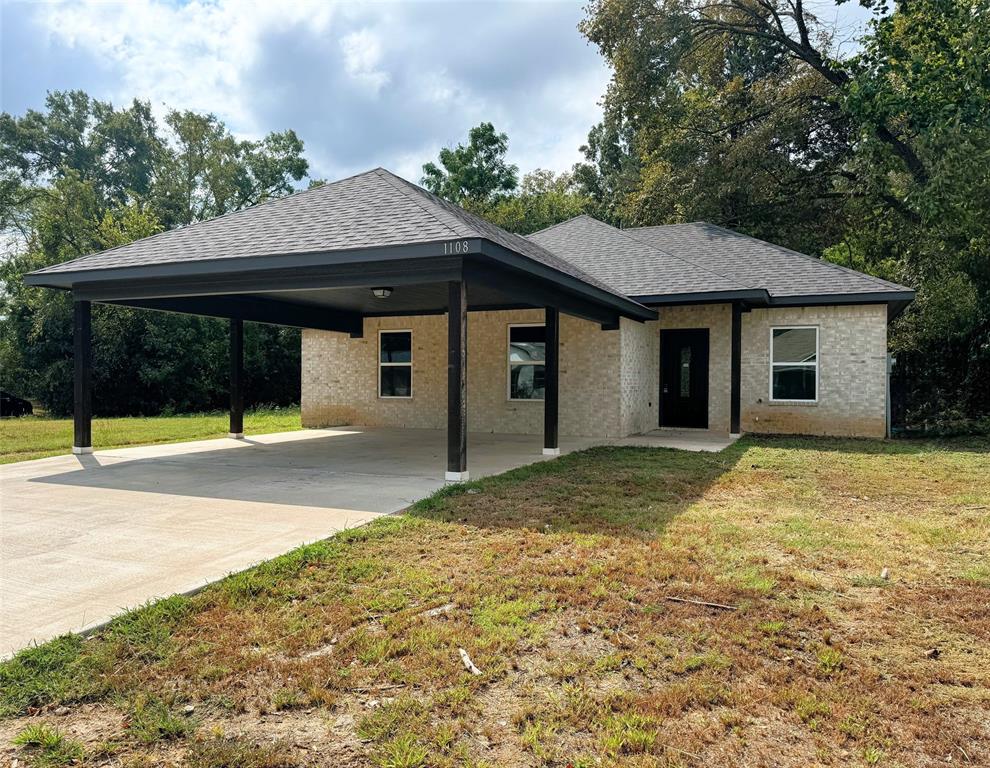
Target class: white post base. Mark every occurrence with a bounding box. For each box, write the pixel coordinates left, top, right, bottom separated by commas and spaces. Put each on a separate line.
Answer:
228, 432, 245, 439
72, 446, 93, 455
445, 471, 470, 483
542, 447, 561, 456
729, 433, 742, 439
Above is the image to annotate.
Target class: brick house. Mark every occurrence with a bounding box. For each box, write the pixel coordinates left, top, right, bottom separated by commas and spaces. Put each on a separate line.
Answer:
27, 169, 914, 479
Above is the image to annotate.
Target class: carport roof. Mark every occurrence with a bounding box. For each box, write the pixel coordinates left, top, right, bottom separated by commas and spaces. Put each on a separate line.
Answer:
28, 168, 632, 304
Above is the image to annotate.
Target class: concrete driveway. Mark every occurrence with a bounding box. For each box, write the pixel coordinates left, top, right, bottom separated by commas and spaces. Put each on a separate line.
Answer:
0, 427, 601, 655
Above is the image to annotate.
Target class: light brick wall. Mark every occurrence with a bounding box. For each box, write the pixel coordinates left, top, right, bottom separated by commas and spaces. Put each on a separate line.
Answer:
619, 318, 659, 435
301, 302, 889, 440
657, 304, 732, 433
740, 304, 888, 438
302, 309, 626, 437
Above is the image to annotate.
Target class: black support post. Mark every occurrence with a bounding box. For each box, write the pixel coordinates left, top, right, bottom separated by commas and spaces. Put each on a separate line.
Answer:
543, 306, 560, 456
73, 299, 92, 454
446, 280, 468, 481
230, 318, 244, 438
730, 302, 742, 435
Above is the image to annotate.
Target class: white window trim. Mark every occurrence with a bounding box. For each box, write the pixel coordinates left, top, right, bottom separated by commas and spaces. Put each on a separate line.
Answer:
378, 329, 413, 399
769, 325, 819, 404
507, 323, 546, 402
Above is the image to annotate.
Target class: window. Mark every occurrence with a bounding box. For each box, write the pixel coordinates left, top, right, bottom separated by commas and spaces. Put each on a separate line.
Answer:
770, 326, 818, 401
508, 324, 545, 400
379, 330, 412, 398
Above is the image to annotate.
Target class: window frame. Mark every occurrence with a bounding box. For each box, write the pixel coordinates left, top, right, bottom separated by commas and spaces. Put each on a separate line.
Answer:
506, 323, 546, 402
378, 329, 413, 399
768, 325, 819, 404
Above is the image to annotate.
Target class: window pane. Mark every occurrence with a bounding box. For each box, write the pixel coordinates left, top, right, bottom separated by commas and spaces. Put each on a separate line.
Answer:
772, 328, 816, 363
509, 326, 545, 363
380, 366, 412, 397
772, 365, 816, 400
679, 345, 691, 397
380, 332, 411, 363
510, 363, 545, 399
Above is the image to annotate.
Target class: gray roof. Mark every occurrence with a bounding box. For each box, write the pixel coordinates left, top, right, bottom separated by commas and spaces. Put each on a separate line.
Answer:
624, 222, 913, 299
32, 168, 630, 302
30, 168, 911, 310
527, 215, 752, 297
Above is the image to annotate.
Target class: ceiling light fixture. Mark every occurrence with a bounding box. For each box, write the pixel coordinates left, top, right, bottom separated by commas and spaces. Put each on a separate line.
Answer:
371, 287, 393, 299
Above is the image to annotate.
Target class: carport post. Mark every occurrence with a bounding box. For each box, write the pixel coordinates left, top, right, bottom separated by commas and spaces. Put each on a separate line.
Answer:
446, 279, 468, 481
72, 299, 92, 454
543, 306, 560, 456
229, 318, 244, 439
730, 302, 742, 437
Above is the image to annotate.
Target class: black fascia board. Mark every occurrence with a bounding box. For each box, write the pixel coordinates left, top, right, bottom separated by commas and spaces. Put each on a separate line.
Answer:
767, 290, 916, 307
633, 289, 770, 307
60, 257, 464, 302
23, 240, 485, 292
477, 241, 656, 322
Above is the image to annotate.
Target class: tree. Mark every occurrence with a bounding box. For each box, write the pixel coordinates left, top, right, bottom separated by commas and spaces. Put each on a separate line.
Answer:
579, 0, 990, 427
421, 122, 518, 203
465, 169, 595, 234
0, 91, 311, 416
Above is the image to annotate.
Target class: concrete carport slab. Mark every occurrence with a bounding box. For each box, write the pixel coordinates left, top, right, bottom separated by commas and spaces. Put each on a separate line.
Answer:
0, 427, 602, 656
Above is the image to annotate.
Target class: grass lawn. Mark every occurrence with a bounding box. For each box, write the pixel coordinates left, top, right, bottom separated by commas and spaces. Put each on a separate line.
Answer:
1, 436, 988, 767
0, 407, 302, 464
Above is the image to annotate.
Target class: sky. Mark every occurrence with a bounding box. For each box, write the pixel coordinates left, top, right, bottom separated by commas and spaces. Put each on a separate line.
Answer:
0, 0, 875, 185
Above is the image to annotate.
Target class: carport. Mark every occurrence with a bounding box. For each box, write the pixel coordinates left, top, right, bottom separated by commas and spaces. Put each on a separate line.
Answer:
26, 169, 655, 479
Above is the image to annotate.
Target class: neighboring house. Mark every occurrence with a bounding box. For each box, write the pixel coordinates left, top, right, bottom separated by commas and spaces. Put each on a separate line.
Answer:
26, 168, 913, 479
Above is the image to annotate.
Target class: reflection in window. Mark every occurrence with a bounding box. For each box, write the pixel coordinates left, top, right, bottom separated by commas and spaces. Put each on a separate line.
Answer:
679, 346, 691, 397
379, 331, 412, 397
771, 327, 817, 401
508, 325, 545, 400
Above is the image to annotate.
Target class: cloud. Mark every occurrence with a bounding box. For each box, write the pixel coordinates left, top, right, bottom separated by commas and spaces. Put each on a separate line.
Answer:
2, 0, 610, 183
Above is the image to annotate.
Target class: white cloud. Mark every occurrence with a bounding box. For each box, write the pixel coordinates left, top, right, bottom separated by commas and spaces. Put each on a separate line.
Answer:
10, 0, 612, 180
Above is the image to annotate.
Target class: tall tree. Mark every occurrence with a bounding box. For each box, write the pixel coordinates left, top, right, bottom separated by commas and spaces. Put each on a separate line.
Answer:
579, 0, 990, 426
421, 122, 518, 203
0, 91, 310, 416
465, 169, 595, 235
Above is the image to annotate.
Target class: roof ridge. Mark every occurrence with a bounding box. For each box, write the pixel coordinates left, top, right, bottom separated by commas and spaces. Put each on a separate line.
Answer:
526, 213, 594, 237
698, 222, 912, 292
581, 216, 755, 291
369, 169, 467, 239
373, 172, 637, 302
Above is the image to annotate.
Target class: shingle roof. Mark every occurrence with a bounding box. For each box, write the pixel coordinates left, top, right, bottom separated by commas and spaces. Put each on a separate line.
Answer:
624, 222, 912, 298
527, 215, 751, 297
32, 168, 630, 303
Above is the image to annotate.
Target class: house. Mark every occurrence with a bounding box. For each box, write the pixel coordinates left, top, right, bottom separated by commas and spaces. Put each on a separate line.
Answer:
26, 168, 914, 479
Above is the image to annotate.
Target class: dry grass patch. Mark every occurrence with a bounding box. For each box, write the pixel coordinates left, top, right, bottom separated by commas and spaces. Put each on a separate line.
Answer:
1, 435, 988, 766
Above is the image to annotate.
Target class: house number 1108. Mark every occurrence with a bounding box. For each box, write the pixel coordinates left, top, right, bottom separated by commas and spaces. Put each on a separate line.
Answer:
443, 240, 470, 255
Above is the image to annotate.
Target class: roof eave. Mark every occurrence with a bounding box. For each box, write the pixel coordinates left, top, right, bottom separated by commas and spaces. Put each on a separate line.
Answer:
478, 240, 656, 322
631, 289, 770, 306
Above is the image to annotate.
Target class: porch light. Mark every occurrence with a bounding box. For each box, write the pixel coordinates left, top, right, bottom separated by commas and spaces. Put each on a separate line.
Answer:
371, 287, 393, 299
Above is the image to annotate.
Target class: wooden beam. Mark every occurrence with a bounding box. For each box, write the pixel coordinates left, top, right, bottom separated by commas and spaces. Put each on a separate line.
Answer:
230, 319, 244, 438
446, 280, 468, 481
73, 299, 92, 454
463, 261, 623, 328
107, 295, 363, 335
730, 301, 742, 435
543, 306, 560, 455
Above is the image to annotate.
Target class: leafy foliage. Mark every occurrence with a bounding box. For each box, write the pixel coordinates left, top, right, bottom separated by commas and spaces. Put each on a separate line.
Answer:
577, 0, 990, 427
421, 121, 518, 203
0, 91, 309, 415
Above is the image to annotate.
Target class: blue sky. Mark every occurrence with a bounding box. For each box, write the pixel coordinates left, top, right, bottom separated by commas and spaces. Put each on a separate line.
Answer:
1, 0, 875, 184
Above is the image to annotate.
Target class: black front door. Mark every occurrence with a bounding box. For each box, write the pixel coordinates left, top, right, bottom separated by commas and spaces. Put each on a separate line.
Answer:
660, 329, 709, 428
